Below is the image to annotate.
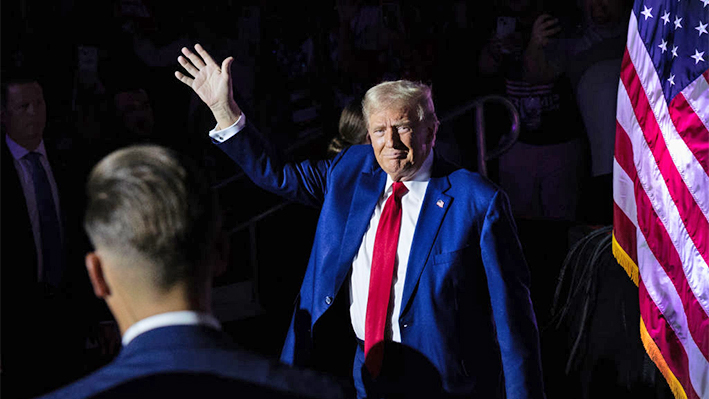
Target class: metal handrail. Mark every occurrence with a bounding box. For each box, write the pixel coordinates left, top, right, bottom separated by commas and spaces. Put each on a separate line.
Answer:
215, 95, 520, 307
441, 95, 520, 178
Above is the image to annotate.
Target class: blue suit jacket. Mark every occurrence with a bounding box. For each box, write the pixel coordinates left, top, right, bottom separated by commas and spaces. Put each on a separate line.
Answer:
217, 123, 545, 398
36, 325, 347, 399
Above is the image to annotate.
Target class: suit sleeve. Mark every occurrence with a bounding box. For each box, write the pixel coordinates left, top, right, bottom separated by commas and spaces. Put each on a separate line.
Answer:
215, 122, 336, 208
479, 190, 546, 399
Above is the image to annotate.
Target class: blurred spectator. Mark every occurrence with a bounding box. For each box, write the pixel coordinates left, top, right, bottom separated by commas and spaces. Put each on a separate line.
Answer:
327, 96, 369, 158
332, 0, 421, 103
113, 86, 155, 142
568, 0, 632, 225
478, 0, 588, 222
1, 69, 95, 398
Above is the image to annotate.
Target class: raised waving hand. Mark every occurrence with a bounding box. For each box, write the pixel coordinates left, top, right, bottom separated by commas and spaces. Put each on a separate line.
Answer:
175, 44, 241, 129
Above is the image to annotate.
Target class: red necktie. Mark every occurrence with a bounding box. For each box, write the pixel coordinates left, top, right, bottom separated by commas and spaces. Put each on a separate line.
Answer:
364, 181, 408, 378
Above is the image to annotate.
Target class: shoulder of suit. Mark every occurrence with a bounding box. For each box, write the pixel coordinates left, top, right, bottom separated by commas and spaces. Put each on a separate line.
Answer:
445, 168, 503, 204
330, 144, 377, 170
339, 143, 374, 159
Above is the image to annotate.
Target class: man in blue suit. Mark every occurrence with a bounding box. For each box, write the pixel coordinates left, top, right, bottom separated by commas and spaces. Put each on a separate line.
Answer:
176, 44, 546, 399
37, 145, 346, 399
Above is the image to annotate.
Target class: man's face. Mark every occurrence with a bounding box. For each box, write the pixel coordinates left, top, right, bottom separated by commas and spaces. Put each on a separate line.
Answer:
115, 89, 154, 138
588, 0, 621, 26
3, 82, 46, 147
368, 105, 435, 182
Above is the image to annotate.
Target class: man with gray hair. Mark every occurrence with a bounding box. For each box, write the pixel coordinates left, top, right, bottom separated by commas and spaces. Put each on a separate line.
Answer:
176, 44, 545, 398
38, 144, 346, 399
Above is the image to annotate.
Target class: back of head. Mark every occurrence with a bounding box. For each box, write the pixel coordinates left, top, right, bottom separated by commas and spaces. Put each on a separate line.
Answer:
362, 80, 440, 131
84, 145, 219, 291
338, 99, 367, 145
327, 98, 368, 157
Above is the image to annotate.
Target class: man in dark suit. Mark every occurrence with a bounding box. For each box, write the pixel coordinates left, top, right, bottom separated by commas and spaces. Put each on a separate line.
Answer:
176, 44, 545, 398
37, 145, 346, 399
1, 74, 93, 397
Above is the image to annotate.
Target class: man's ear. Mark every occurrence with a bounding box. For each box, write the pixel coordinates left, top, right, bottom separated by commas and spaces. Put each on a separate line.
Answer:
86, 252, 111, 298
427, 123, 437, 148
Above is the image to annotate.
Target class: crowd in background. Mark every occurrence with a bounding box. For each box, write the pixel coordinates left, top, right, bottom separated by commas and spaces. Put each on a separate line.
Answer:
2, 0, 671, 398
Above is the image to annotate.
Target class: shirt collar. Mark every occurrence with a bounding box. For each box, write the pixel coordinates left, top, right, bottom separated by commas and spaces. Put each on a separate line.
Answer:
122, 311, 222, 346
384, 149, 434, 202
5, 135, 47, 161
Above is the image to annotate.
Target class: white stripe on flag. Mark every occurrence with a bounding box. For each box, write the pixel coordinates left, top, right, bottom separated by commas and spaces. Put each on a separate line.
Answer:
617, 80, 709, 317
613, 158, 639, 227
626, 13, 709, 222
637, 228, 709, 399
682, 74, 709, 133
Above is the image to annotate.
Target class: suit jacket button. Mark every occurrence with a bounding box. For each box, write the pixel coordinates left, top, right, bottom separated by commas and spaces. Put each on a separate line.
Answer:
325, 296, 332, 305
402, 323, 409, 328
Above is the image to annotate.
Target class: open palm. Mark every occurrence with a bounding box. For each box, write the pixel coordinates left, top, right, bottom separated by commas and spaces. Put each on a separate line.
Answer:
175, 44, 233, 109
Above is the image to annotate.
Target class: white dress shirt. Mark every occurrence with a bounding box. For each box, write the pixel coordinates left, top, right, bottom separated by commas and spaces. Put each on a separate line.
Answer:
6, 135, 63, 282
208, 115, 433, 342
348, 152, 432, 342
122, 311, 222, 346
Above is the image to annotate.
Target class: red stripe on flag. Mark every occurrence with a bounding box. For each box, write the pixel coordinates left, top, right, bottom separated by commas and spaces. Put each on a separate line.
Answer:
615, 121, 639, 196
620, 48, 709, 268
614, 120, 639, 266
640, 280, 700, 399
634, 161, 709, 364
615, 116, 709, 361
613, 202, 638, 264
669, 92, 709, 177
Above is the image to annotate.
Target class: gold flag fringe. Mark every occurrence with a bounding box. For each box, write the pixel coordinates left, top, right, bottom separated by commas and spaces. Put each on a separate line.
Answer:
612, 232, 639, 286
611, 231, 687, 398
640, 318, 688, 399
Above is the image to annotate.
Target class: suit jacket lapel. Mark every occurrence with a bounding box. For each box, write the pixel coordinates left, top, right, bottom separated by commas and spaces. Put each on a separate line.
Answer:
335, 168, 386, 291
399, 159, 453, 317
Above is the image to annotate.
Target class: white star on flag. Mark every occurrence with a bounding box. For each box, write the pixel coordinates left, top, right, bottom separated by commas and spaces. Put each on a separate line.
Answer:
642, 5, 654, 19
661, 10, 671, 24
613, 3, 709, 398
659, 39, 669, 52
690, 49, 705, 64
696, 21, 708, 36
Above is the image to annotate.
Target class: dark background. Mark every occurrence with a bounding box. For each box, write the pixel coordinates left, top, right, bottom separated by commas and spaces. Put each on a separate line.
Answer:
2, 1, 670, 398
0, 0, 506, 348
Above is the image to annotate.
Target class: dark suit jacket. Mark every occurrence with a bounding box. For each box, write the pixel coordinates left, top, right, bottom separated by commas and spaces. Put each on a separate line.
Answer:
216, 123, 546, 398
1, 136, 96, 398
36, 325, 348, 399
1, 135, 89, 291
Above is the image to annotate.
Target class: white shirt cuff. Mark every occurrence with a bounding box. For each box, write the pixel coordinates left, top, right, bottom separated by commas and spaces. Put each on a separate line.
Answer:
209, 113, 246, 143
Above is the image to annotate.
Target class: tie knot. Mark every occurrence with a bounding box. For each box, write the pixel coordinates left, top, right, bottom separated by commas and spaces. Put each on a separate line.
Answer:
25, 151, 42, 163
391, 181, 408, 200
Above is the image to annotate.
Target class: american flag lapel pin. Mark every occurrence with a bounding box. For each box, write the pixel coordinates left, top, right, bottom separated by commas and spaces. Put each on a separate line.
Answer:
436, 199, 444, 208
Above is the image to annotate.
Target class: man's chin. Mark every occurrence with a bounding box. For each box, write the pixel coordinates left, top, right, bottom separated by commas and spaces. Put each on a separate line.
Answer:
385, 165, 417, 181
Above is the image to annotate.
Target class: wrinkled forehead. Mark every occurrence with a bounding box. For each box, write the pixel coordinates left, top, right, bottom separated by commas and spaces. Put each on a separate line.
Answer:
367, 105, 416, 127
6, 81, 44, 105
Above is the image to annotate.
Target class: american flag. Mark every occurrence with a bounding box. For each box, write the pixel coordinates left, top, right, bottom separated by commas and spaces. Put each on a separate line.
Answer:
612, 0, 709, 398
